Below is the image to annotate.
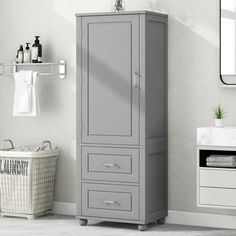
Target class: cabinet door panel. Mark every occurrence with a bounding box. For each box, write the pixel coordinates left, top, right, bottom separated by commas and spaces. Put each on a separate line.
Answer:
81, 15, 140, 145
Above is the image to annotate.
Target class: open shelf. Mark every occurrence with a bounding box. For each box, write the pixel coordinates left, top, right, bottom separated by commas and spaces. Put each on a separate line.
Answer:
199, 149, 236, 169
0, 59, 66, 79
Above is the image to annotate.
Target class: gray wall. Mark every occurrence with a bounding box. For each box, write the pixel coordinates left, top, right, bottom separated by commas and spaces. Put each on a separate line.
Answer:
0, 0, 235, 215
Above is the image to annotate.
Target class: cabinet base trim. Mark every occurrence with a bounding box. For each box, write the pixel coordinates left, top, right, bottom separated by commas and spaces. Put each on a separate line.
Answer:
167, 210, 236, 229
53, 201, 76, 216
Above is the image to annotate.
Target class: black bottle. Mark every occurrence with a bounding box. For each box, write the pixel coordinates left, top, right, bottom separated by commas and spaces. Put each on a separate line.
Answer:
32, 36, 42, 63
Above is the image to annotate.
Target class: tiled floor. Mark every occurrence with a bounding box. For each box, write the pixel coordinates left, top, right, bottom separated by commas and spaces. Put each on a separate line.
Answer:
0, 215, 235, 236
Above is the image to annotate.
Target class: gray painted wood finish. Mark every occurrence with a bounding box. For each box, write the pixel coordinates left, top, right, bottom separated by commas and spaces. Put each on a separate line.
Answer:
76, 11, 168, 227
82, 183, 139, 220
81, 15, 139, 145
82, 147, 139, 183
76, 11, 167, 17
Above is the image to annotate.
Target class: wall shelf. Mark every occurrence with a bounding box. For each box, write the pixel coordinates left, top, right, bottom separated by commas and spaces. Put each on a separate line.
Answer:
0, 59, 66, 79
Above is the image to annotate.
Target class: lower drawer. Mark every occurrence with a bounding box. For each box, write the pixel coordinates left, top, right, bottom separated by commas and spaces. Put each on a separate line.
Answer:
200, 187, 236, 207
82, 183, 139, 220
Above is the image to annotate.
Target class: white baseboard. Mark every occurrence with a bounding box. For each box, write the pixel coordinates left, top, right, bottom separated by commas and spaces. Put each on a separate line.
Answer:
53, 201, 76, 216
166, 210, 236, 229
52, 202, 236, 229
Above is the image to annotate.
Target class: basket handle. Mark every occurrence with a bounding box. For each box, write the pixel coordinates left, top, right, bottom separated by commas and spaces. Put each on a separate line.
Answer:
41, 140, 52, 150
1, 139, 14, 150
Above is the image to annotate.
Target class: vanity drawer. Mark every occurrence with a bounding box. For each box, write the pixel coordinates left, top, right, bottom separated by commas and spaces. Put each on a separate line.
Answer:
82, 183, 139, 220
82, 147, 139, 182
200, 169, 236, 188
200, 187, 236, 207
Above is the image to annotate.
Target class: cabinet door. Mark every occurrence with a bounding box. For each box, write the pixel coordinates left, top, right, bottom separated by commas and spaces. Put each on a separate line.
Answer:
80, 15, 140, 145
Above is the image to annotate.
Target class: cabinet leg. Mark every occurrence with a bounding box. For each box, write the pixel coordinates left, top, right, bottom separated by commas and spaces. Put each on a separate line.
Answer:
79, 219, 88, 226
138, 224, 148, 231
157, 218, 165, 225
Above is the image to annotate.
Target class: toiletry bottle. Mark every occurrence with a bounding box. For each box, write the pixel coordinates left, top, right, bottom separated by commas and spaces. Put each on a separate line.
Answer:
37, 36, 42, 63
18, 45, 24, 63
16, 50, 19, 63
32, 36, 42, 63
32, 37, 38, 63
24, 43, 31, 63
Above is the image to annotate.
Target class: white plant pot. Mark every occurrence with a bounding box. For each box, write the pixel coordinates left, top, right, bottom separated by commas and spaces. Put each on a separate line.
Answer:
215, 119, 224, 127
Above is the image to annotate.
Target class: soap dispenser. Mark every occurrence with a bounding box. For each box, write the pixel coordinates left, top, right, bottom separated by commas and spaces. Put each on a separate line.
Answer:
24, 43, 31, 63
17, 45, 24, 63
32, 36, 42, 63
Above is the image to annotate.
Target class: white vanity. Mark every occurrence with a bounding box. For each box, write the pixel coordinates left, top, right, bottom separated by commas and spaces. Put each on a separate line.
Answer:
197, 127, 236, 209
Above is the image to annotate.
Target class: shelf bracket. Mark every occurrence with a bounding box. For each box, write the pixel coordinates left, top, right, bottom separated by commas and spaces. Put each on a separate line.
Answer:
59, 59, 66, 79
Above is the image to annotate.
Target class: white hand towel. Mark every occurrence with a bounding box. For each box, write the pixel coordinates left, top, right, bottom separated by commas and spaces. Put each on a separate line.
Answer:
13, 70, 40, 116
207, 155, 236, 162
206, 161, 236, 168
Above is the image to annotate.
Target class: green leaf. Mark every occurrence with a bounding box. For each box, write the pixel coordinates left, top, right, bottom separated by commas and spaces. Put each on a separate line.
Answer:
212, 105, 226, 119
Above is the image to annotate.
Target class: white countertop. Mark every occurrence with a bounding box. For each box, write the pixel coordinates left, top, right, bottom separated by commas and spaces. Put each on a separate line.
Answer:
197, 127, 236, 147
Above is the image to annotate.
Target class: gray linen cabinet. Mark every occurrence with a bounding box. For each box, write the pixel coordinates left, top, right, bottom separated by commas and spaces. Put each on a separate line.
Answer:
76, 11, 168, 231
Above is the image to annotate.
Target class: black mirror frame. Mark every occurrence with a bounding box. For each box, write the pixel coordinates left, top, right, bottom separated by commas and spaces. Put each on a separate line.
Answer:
220, 0, 236, 85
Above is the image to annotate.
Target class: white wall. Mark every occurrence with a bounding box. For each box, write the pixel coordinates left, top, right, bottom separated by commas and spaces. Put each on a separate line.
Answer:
1, 0, 236, 215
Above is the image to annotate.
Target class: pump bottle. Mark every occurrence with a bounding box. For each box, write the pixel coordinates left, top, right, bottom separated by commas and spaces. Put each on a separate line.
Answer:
24, 43, 31, 63
32, 36, 42, 63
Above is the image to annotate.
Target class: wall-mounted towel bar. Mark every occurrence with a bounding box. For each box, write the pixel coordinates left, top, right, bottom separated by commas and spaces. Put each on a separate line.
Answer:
0, 59, 66, 79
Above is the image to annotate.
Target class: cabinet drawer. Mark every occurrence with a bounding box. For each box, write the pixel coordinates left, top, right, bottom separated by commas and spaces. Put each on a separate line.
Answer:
200, 169, 236, 188
82, 183, 139, 220
200, 187, 236, 207
82, 147, 139, 182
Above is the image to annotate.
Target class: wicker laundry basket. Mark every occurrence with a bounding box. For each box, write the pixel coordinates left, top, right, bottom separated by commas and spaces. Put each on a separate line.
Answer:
0, 140, 59, 219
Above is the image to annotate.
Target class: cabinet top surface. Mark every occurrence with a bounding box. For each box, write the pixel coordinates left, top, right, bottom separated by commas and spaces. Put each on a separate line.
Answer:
75, 10, 168, 17
198, 127, 236, 130
197, 127, 236, 147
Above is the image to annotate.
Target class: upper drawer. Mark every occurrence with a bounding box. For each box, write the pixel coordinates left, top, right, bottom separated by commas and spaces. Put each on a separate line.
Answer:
82, 147, 139, 183
200, 169, 236, 188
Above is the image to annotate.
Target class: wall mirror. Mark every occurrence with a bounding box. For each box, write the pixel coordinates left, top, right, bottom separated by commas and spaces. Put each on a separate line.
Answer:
220, 0, 236, 85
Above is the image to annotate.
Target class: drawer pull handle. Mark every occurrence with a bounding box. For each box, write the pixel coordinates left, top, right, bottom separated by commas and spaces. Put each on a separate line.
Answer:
104, 200, 121, 206
133, 72, 140, 88
103, 201, 120, 206
104, 200, 115, 205
103, 163, 120, 168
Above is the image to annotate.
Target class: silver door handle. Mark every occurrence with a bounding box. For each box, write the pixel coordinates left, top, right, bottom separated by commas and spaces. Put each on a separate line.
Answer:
133, 72, 140, 88
104, 200, 115, 205
103, 163, 120, 168
103, 163, 115, 167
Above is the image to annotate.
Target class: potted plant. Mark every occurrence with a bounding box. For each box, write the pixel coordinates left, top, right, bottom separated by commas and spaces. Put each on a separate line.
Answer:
212, 105, 226, 127
114, 0, 125, 12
